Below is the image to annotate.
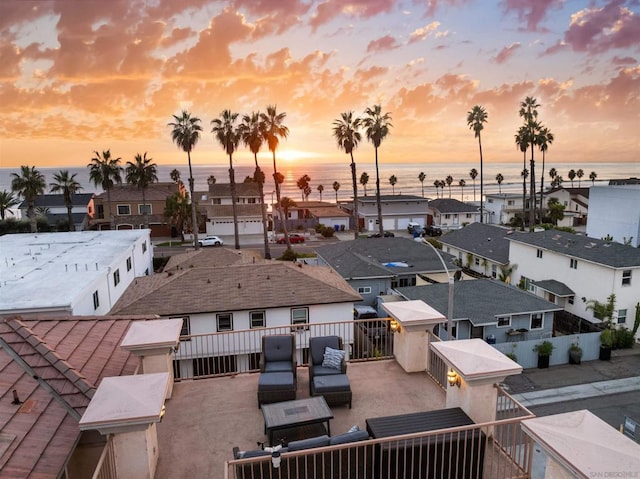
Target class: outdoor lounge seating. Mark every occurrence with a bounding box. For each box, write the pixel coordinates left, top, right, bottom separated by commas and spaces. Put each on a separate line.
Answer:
257, 335, 297, 406
308, 336, 351, 407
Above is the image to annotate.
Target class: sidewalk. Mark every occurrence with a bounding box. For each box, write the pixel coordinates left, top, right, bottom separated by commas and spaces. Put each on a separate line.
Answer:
504, 344, 640, 407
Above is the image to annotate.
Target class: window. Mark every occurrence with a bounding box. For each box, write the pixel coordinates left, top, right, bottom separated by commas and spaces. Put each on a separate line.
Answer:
443, 322, 457, 339
491, 265, 497, 279
466, 214, 472, 219
247, 198, 256, 204
96, 204, 104, 219
113, 269, 120, 286
487, 198, 494, 204
622, 270, 632, 286
212, 198, 221, 205
92, 290, 99, 310
291, 307, 309, 328
216, 313, 233, 332
142, 241, 147, 253
444, 214, 451, 219
357, 286, 372, 294
138, 204, 152, 215
497, 316, 511, 328
536, 249, 543, 258
617, 309, 627, 324
170, 316, 191, 338
568, 296, 574, 305
521, 275, 534, 292
570, 258, 578, 269
126, 257, 132, 271
117, 204, 131, 215
507, 200, 514, 206
249, 311, 265, 329
530, 313, 543, 330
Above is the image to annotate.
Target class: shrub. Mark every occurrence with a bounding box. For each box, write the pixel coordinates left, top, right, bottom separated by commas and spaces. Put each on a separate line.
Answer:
600, 328, 614, 348
533, 340, 554, 356
614, 327, 635, 349
319, 225, 334, 238
554, 226, 576, 233
314, 223, 325, 233
424, 237, 442, 250
278, 248, 298, 261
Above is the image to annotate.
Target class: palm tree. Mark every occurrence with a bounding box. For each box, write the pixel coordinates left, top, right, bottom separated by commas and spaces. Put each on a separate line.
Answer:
296, 174, 311, 202
164, 192, 191, 241
207, 175, 216, 186
260, 105, 291, 248
549, 167, 557, 184
333, 181, 341, 202
496, 173, 504, 194
439, 179, 446, 198
551, 175, 564, 188
11, 165, 46, 232
537, 127, 554, 212
279, 196, 297, 227
170, 168, 181, 184
362, 105, 392, 236
169, 111, 203, 248
445, 175, 453, 198
568, 169, 576, 187
576, 168, 584, 187
458, 179, 466, 201
433, 180, 440, 198
333, 111, 362, 239
360, 172, 369, 196
418, 172, 426, 197
515, 126, 530, 230
317, 184, 324, 201
88, 149, 123, 229
389, 175, 397, 195
589, 171, 597, 185
519, 97, 541, 227
469, 168, 478, 202
240, 111, 271, 259
50, 170, 83, 231
0, 190, 19, 220
467, 105, 488, 223
211, 109, 242, 249
547, 198, 565, 226
125, 152, 158, 228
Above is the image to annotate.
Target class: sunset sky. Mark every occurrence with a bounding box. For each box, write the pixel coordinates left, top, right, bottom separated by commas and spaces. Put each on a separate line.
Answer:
1, 0, 639, 169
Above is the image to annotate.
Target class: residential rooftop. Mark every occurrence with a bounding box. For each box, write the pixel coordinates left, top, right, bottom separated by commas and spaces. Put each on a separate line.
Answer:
440, 223, 512, 264
17, 193, 94, 209
428, 198, 479, 214
93, 182, 180, 201
357, 194, 426, 203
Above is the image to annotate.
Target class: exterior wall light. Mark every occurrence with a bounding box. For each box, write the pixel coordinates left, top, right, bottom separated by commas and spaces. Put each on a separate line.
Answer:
390, 319, 401, 333
447, 369, 461, 388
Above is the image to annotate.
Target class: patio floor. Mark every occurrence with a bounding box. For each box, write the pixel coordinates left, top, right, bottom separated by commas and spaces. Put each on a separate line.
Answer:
155, 360, 446, 479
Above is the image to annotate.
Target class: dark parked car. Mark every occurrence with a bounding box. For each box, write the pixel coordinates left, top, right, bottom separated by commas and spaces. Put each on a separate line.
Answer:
368, 231, 395, 238
276, 233, 305, 244
424, 225, 442, 237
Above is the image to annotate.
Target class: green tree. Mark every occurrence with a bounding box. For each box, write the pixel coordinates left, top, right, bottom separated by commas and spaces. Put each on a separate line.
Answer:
547, 197, 565, 226
360, 172, 369, 196
240, 111, 271, 259
537, 127, 554, 214
88, 150, 123, 229
362, 104, 392, 236
495, 173, 504, 194
568, 169, 576, 187
389, 175, 397, 195
0, 190, 19, 220
164, 191, 191, 240
576, 168, 584, 187
169, 111, 203, 247
586, 294, 616, 328
50, 170, 83, 231
469, 168, 478, 202
515, 126, 530, 230
11, 165, 46, 232
458, 178, 466, 201
211, 109, 241, 250
549, 167, 557, 184
333, 111, 362, 239
467, 105, 487, 222
498, 263, 517, 284
170, 168, 181, 184
333, 181, 341, 202
125, 152, 158, 229
418, 172, 426, 197
433, 180, 441, 198
445, 175, 453, 198
278, 196, 297, 227
589, 171, 597, 185
260, 105, 291, 248
317, 184, 324, 201
296, 174, 311, 202
519, 96, 541, 228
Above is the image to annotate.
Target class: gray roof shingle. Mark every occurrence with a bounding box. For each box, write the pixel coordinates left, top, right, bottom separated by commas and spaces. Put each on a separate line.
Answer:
428, 198, 479, 214
533, 280, 575, 297
440, 223, 511, 264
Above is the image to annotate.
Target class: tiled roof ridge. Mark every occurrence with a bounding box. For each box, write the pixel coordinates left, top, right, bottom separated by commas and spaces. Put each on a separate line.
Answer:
6, 318, 97, 401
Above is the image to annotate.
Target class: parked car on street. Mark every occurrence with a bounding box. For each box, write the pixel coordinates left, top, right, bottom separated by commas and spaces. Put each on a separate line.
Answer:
276, 233, 305, 244
198, 235, 224, 247
424, 225, 442, 237
407, 222, 424, 233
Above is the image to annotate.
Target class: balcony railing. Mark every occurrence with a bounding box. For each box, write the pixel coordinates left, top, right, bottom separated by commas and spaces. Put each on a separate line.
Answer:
426, 331, 447, 390
91, 435, 116, 479
173, 319, 394, 380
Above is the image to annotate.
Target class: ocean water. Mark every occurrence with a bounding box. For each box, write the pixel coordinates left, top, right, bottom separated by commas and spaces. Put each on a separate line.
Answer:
1, 161, 637, 208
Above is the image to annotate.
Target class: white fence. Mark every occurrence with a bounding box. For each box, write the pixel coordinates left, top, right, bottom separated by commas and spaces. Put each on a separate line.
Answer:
492, 332, 601, 369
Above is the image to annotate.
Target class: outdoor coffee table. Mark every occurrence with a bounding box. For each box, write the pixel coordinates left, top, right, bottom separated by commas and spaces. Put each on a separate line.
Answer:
261, 396, 333, 446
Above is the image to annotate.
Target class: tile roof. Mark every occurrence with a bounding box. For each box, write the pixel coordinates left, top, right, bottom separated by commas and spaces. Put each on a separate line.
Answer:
440, 223, 512, 264
428, 198, 479, 214
533, 280, 575, 297
94, 182, 180, 202
315, 237, 459, 280
0, 315, 150, 478
507, 229, 640, 268
111, 262, 361, 316
396, 279, 561, 326
207, 183, 261, 197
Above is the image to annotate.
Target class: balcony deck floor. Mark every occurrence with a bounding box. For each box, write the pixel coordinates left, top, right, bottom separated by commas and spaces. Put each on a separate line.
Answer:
155, 360, 446, 478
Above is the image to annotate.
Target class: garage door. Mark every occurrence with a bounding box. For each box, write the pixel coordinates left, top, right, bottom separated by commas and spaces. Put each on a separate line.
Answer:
383, 219, 395, 230
397, 218, 411, 230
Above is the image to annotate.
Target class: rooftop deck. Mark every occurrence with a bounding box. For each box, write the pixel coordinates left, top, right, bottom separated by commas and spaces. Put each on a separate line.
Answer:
155, 360, 446, 478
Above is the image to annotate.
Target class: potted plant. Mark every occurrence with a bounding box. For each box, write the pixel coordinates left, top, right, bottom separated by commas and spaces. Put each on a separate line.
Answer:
568, 343, 583, 365
599, 328, 613, 361
533, 340, 554, 369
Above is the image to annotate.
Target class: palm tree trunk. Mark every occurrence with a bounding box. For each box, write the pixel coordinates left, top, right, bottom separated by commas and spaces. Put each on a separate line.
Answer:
522, 150, 527, 231
529, 149, 536, 228
187, 151, 199, 249
67, 205, 74, 231
349, 154, 359, 239
478, 135, 484, 223
229, 156, 240, 250
28, 202, 37, 233
374, 148, 383, 236
273, 152, 291, 249
107, 188, 114, 230
255, 161, 272, 260
539, 151, 545, 223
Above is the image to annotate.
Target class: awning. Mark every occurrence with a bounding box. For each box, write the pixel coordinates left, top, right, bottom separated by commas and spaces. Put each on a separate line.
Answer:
533, 279, 575, 297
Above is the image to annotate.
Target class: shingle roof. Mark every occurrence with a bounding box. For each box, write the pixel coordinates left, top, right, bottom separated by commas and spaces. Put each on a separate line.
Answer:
358, 194, 426, 203
208, 183, 260, 197
94, 182, 180, 202
533, 280, 575, 297
507, 229, 640, 268
18, 193, 94, 209
440, 223, 511, 264
0, 315, 149, 478
202, 204, 264, 217
163, 247, 262, 271
315, 237, 459, 280
111, 262, 361, 316
396, 279, 561, 326
428, 198, 479, 214
545, 186, 590, 198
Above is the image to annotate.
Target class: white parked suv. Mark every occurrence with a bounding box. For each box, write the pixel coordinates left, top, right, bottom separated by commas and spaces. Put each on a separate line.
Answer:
198, 235, 224, 247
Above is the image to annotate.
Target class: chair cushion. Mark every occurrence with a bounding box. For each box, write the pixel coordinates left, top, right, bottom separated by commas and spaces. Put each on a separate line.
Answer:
264, 336, 293, 362
329, 430, 369, 445
322, 347, 345, 370
287, 435, 330, 451
264, 361, 294, 373
258, 372, 294, 391
235, 449, 272, 459
310, 336, 341, 365
313, 365, 343, 376
313, 374, 351, 393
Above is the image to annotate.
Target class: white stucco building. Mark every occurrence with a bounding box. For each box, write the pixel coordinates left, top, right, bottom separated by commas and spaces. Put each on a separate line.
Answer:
586, 185, 640, 247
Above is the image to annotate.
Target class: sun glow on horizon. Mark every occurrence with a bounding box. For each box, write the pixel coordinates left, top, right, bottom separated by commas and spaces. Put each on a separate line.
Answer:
277, 149, 320, 163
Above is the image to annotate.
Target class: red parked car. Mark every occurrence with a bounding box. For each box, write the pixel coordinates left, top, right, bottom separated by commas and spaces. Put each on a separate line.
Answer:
276, 233, 305, 244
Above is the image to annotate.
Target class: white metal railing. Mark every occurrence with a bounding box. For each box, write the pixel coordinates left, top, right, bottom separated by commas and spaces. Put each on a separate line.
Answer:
91, 435, 116, 479
173, 319, 394, 380
426, 330, 447, 390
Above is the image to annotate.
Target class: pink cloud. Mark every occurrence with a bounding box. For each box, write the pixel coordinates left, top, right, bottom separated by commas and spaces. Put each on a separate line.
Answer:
366, 34, 400, 53
411, 0, 472, 18
612, 55, 637, 65
493, 42, 521, 64
310, 0, 394, 31
502, 0, 564, 31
